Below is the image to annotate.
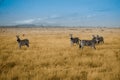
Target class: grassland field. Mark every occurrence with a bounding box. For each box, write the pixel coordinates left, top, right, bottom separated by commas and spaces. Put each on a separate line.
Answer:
0, 27, 120, 80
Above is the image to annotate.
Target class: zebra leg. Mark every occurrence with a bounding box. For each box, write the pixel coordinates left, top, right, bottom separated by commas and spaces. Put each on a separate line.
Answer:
81, 46, 83, 49
77, 41, 79, 45
80, 45, 83, 49
26, 44, 29, 47
19, 44, 21, 48
71, 41, 73, 46
79, 44, 81, 48
92, 45, 96, 49
102, 40, 104, 43
94, 46, 96, 49
91, 44, 96, 49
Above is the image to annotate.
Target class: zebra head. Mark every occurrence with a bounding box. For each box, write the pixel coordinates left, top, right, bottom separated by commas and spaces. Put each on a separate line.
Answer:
92, 35, 95, 38
16, 35, 20, 42
97, 35, 99, 38
92, 35, 99, 44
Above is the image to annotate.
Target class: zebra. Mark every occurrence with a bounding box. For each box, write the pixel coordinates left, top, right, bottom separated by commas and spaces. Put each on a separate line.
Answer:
79, 38, 96, 49
16, 35, 29, 48
92, 35, 104, 44
96, 35, 104, 44
69, 34, 79, 46
92, 35, 99, 44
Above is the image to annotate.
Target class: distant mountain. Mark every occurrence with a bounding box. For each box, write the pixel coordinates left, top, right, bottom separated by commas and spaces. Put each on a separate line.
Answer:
15, 24, 36, 27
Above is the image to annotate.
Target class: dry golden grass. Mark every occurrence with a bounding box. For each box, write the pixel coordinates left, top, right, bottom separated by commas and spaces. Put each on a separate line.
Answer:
0, 27, 120, 80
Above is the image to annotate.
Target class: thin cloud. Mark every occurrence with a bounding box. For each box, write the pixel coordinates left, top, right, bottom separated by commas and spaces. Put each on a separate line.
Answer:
14, 13, 81, 25
94, 8, 112, 12
15, 19, 35, 24
86, 14, 97, 18
36, 15, 60, 21
49, 15, 60, 19
14, 13, 90, 25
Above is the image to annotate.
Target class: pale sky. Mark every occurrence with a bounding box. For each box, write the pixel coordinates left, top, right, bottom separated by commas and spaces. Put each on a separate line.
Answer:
0, 0, 120, 27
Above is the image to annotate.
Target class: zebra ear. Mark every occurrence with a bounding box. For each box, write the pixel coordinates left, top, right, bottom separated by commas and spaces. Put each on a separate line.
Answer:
97, 35, 99, 37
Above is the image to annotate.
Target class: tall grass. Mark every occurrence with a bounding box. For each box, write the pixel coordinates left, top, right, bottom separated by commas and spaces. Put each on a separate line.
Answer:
0, 28, 120, 80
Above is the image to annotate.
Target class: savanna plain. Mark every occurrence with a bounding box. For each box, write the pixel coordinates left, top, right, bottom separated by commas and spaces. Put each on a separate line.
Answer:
0, 27, 120, 80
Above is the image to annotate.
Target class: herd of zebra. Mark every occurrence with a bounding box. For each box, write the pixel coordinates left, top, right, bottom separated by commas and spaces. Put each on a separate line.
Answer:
70, 34, 104, 49
16, 34, 104, 49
